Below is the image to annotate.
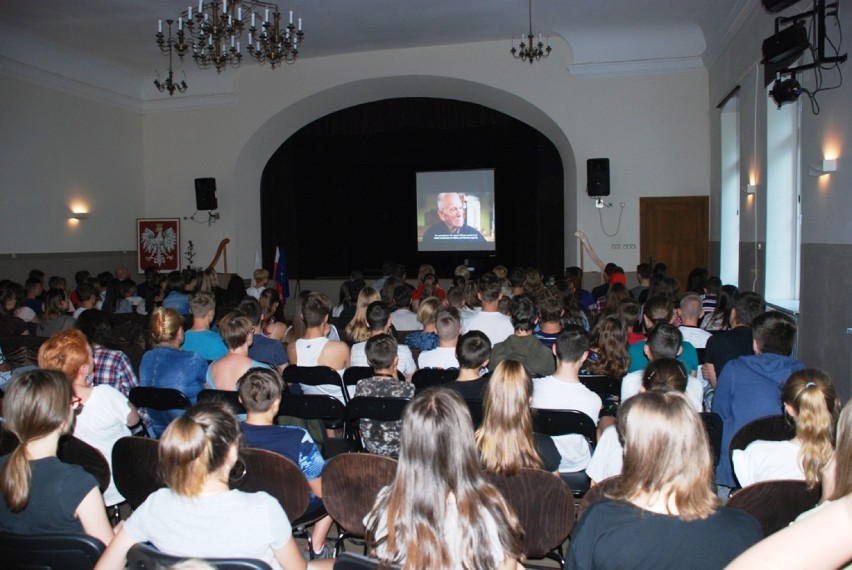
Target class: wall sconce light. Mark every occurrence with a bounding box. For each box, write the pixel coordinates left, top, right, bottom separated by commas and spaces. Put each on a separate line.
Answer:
809, 158, 838, 176
743, 184, 757, 195
70, 211, 90, 220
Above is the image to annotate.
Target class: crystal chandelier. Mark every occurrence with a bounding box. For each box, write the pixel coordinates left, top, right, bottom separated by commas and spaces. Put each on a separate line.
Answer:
155, 19, 188, 96
510, 0, 551, 64
156, 0, 304, 74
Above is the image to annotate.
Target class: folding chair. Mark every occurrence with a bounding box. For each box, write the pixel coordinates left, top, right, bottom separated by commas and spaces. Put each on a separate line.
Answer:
0, 532, 105, 570
411, 368, 458, 393
128, 386, 192, 437
726, 479, 821, 536
729, 414, 795, 488
127, 542, 272, 570
345, 396, 411, 453
532, 409, 597, 499
198, 388, 247, 416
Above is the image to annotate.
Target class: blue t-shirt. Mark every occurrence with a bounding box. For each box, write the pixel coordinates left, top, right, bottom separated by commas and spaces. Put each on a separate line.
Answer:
162, 291, 190, 315
183, 330, 228, 362
628, 339, 699, 374
248, 335, 288, 368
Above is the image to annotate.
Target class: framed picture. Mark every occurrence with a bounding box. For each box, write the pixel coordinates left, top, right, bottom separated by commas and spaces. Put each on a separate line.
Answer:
137, 218, 180, 273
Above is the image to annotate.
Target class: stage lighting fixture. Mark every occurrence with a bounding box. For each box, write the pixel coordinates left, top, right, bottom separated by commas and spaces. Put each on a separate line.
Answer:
770, 78, 802, 108
762, 21, 809, 65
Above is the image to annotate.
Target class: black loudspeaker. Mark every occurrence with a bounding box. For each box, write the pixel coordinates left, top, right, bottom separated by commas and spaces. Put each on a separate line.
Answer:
762, 0, 804, 13
587, 158, 610, 197
194, 178, 218, 211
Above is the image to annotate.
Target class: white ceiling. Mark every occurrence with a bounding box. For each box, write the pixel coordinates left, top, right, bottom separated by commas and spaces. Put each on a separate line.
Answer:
0, 0, 755, 77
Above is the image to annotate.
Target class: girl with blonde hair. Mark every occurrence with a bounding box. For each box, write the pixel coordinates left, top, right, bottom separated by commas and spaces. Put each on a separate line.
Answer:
403, 296, 443, 351
733, 369, 837, 489
568, 390, 762, 568
365, 388, 524, 570
0, 369, 113, 545
475, 360, 559, 474
343, 286, 380, 344
95, 402, 330, 570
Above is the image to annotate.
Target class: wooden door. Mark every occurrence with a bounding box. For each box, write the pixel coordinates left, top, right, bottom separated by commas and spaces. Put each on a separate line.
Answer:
640, 197, 709, 288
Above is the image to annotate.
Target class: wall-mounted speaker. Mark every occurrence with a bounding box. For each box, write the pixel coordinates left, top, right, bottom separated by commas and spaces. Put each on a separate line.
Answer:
194, 178, 218, 211
587, 158, 610, 197
762, 0, 804, 13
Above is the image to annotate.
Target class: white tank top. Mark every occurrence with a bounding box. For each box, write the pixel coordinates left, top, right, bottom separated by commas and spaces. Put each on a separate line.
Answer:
294, 337, 346, 402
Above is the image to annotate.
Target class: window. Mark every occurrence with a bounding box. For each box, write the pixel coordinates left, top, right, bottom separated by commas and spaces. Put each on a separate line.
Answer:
720, 98, 740, 285
764, 91, 801, 301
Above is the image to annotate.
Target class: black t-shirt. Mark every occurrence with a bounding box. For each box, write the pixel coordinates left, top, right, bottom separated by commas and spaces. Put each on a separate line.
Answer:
0, 455, 98, 535
567, 499, 761, 570
704, 327, 754, 376
443, 378, 489, 400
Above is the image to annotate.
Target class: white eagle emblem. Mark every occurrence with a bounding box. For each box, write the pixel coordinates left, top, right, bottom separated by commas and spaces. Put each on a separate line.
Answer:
140, 223, 178, 267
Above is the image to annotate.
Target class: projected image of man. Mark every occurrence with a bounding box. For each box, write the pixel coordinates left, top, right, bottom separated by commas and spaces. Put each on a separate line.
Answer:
422, 192, 485, 243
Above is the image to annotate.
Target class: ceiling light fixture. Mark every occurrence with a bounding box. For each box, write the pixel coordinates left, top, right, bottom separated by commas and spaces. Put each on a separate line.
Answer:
157, 0, 304, 74
155, 19, 188, 96
510, 0, 551, 64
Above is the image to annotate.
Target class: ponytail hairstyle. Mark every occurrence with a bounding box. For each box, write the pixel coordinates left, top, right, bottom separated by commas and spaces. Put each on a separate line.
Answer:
150, 307, 183, 345
829, 401, 852, 500
158, 402, 241, 497
642, 295, 674, 332
782, 369, 838, 489
0, 370, 72, 512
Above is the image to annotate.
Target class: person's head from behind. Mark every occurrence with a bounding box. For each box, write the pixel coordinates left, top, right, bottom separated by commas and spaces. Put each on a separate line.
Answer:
782, 369, 837, 488
752, 311, 796, 355
554, 328, 590, 364
366, 301, 391, 333
642, 295, 674, 331
434, 307, 461, 342
217, 311, 254, 350
25, 277, 44, 298
415, 297, 442, 328
236, 296, 262, 328
614, 390, 717, 520
365, 333, 398, 370
509, 294, 538, 332
158, 402, 241, 497
238, 368, 284, 414
538, 286, 564, 325
645, 323, 683, 361
732, 291, 765, 327
678, 293, 704, 325
636, 263, 652, 283
417, 264, 436, 284
456, 330, 491, 370
190, 292, 216, 319
477, 360, 539, 475
76, 308, 114, 348
149, 307, 183, 345
76, 282, 98, 308
258, 288, 281, 318
508, 267, 526, 288
392, 285, 412, 312
252, 268, 269, 288
477, 272, 502, 305
37, 329, 92, 382
642, 358, 688, 393
42, 288, 68, 319
301, 291, 331, 328
616, 298, 641, 330
0, 369, 74, 512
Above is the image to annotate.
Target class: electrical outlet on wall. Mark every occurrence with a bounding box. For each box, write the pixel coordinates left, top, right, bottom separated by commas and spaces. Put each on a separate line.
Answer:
611, 244, 621, 249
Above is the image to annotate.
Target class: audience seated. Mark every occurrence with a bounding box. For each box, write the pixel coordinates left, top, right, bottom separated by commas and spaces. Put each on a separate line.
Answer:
701, 283, 737, 332
238, 297, 288, 373
533, 286, 566, 349
410, 265, 445, 310
627, 296, 699, 375
587, 358, 690, 485
350, 301, 417, 381
568, 391, 762, 569
403, 296, 442, 351
287, 292, 350, 402
182, 292, 227, 362
246, 268, 269, 300
73, 282, 99, 319
334, 277, 364, 334
38, 329, 139, 509
702, 291, 766, 387
22, 277, 44, 319
677, 292, 712, 349
35, 288, 76, 337
259, 288, 287, 342
630, 262, 651, 303
531, 329, 602, 473
733, 369, 836, 489
582, 315, 630, 380
476, 360, 560, 474
713, 310, 805, 491
160, 271, 190, 316
77, 309, 140, 398
442, 331, 491, 400
616, 298, 644, 345
343, 287, 380, 345
463, 272, 513, 346
388, 285, 421, 332
489, 295, 555, 378
208, 311, 272, 391
0, 284, 29, 336
0, 369, 114, 545
139, 308, 208, 435
364, 388, 523, 569
620, 324, 703, 411
353, 334, 415, 457
238, 368, 334, 560
95, 401, 332, 570
417, 307, 461, 369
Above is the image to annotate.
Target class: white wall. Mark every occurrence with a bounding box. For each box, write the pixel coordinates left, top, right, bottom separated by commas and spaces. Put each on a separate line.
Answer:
0, 75, 144, 255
